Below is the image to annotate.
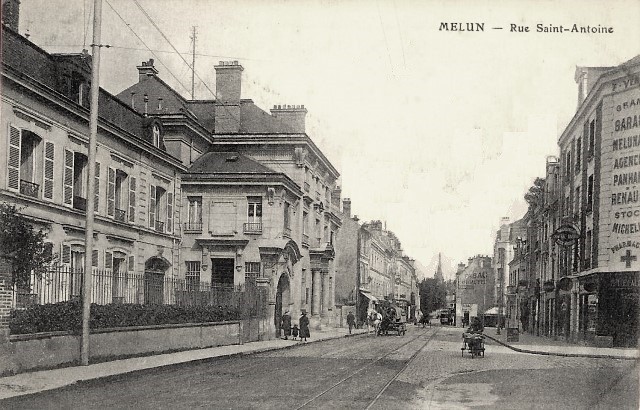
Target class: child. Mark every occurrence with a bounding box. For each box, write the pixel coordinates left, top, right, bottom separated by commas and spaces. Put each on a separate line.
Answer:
291, 324, 299, 340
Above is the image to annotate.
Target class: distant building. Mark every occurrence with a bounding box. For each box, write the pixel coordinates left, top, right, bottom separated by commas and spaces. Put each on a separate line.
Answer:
454, 255, 494, 327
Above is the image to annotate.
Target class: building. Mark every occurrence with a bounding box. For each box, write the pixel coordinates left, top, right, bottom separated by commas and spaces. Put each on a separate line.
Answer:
454, 255, 494, 327
1, 19, 184, 306
553, 56, 640, 347
117, 59, 342, 336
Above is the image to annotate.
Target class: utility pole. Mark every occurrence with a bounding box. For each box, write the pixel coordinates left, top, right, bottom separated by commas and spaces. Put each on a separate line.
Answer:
82, 0, 103, 366
190, 26, 197, 99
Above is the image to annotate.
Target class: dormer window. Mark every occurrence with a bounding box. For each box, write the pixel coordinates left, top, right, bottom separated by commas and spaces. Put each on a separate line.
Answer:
152, 124, 161, 148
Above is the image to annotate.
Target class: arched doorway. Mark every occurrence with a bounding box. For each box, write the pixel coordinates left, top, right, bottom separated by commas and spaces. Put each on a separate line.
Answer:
144, 257, 171, 304
274, 273, 291, 336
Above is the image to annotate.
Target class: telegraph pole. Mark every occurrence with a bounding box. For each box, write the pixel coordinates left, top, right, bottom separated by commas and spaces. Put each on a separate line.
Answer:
190, 26, 197, 99
82, 0, 103, 366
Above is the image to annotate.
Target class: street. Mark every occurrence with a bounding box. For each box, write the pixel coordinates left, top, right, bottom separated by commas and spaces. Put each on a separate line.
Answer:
2, 325, 637, 409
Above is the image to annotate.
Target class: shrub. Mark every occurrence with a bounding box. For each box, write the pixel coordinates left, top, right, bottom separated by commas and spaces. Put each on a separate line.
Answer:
10, 301, 240, 335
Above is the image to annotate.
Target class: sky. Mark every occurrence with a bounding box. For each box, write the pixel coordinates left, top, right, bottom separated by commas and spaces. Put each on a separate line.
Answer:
18, 0, 640, 279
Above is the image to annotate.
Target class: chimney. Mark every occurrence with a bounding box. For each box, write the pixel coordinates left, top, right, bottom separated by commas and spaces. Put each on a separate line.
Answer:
574, 65, 613, 107
2, 0, 20, 32
214, 61, 243, 133
342, 198, 351, 218
331, 186, 341, 207
270, 104, 307, 133
137, 59, 158, 82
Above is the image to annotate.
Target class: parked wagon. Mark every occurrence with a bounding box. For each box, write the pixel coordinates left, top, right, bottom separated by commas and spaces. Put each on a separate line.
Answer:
377, 305, 406, 336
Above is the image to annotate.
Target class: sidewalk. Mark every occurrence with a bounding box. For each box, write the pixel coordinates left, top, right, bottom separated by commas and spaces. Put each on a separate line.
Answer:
477, 326, 639, 360
0, 327, 367, 401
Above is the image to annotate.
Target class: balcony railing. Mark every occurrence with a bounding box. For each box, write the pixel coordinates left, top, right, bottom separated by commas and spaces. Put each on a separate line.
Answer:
243, 222, 263, 234
184, 222, 203, 232
114, 208, 127, 222
155, 220, 165, 233
73, 196, 87, 211
19, 179, 39, 198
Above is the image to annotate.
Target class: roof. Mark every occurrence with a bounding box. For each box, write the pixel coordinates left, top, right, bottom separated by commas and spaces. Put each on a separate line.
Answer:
186, 151, 277, 174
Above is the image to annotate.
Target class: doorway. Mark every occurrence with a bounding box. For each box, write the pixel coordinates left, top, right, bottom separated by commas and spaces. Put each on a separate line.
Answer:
274, 273, 291, 336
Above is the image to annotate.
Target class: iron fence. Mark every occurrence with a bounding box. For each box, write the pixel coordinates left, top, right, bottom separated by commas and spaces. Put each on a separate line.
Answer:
13, 266, 268, 318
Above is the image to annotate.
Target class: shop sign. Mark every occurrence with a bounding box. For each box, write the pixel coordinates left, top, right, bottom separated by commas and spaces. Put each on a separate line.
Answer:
607, 272, 639, 289
552, 224, 580, 247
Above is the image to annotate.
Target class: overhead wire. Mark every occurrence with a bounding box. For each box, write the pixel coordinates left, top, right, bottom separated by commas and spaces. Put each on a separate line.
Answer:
129, 0, 241, 127
104, 0, 192, 95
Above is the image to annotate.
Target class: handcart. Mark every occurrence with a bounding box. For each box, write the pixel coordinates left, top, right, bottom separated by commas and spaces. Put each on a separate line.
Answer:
461, 332, 485, 358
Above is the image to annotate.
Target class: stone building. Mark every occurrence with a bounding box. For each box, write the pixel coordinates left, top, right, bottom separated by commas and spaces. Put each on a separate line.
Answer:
553, 55, 640, 346
1, 21, 183, 307
117, 59, 342, 337
454, 255, 494, 327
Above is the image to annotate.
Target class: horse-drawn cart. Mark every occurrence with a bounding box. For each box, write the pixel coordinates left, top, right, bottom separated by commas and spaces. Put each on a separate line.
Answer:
461, 332, 485, 358
377, 318, 406, 336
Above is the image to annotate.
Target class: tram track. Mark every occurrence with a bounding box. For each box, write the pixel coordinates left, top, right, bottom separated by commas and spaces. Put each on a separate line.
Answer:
295, 326, 441, 410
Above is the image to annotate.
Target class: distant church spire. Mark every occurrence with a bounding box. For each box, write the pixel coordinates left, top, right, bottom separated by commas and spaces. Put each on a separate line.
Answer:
435, 252, 444, 282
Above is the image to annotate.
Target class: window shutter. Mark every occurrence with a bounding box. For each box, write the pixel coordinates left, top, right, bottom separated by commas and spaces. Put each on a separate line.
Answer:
105, 251, 113, 269
128, 176, 136, 223
42, 140, 55, 199
128, 255, 135, 272
107, 167, 115, 217
61, 244, 71, 265
92, 249, 99, 267
149, 184, 156, 229
166, 192, 173, 233
7, 125, 21, 191
94, 162, 100, 213
63, 149, 74, 206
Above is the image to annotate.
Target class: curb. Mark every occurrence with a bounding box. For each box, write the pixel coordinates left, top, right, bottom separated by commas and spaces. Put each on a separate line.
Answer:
482, 333, 639, 361
0, 330, 365, 401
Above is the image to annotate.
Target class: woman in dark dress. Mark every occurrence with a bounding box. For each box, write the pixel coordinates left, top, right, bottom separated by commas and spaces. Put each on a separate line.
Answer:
280, 311, 292, 340
299, 311, 310, 342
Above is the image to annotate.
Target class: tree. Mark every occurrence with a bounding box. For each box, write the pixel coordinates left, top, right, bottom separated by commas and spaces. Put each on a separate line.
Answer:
0, 203, 54, 287
419, 277, 447, 315
524, 177, 545, 207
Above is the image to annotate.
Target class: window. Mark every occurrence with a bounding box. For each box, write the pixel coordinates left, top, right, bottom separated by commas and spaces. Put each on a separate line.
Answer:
245, 262, 261, 283
565, 195, 571, 216
575, 187, 580, 214
109, 168, 129, 222
186, 197, 202, 231
575, 138, 581, 172
62, 149, 88, 210
149, 185, 172, 232
565, 150, 571, 177
7, 127, 46, 199
152, 124, 161, 148
587, 175, 594, 212
588, 119, 595, 157
186, 261, 201, 290
302, 211, 308, 235
111, 251, 127, 302
584, 231, 592, 269
247, 197, 262, 223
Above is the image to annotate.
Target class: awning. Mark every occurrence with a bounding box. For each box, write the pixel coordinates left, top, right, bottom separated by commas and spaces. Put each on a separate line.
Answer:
360, 290, 379, 302
484, 307, 500, 315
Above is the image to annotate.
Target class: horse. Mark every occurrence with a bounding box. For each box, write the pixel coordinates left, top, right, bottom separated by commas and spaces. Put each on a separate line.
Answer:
367, 310, 382, 335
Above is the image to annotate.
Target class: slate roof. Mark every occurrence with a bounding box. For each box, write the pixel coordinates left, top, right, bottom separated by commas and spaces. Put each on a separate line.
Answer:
185, 151, 277, 174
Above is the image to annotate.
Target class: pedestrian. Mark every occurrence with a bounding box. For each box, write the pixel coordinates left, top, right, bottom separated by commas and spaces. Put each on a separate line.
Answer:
299, 310, 310, 342
281, 311, 292, 340
346, 311, 355, 334
291, 324, 299, 340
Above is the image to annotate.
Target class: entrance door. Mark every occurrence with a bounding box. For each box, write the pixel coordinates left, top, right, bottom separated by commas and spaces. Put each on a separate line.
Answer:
274, 274, 290, 336
144, 257, 170, 305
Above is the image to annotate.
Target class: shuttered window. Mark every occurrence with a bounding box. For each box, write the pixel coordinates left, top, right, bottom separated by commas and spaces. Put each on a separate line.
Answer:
63, 149, 74, 206
128, 255, 135, 272
92, 249, 99, 267
43, 141, 55, 200
166, 192, 173, 233
128, 176, 136, 223
7, 125, 21, 191
61, 244, 71, 265
107, 167, 116, 217
94, 162, 100, 213
149, 185, 156, 229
